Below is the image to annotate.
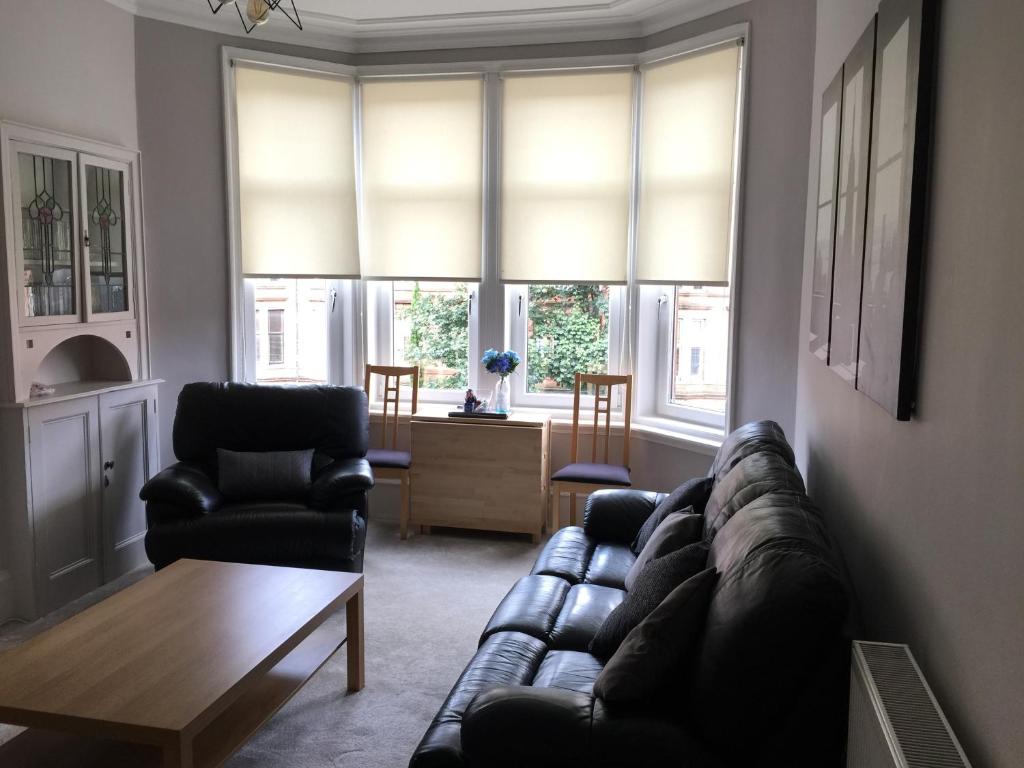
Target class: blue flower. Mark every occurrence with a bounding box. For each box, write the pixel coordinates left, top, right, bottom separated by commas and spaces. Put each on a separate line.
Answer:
481, 348, 520, 376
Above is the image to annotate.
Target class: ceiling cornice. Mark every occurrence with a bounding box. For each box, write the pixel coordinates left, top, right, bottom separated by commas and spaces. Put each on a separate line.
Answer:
107, 0, 746, 53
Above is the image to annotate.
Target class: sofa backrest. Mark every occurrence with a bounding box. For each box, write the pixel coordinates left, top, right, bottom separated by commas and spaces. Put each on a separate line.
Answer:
172, 382, 369, 476
703, 450, 806, 540
689, 490, 848, 761
708, 419, 796, 483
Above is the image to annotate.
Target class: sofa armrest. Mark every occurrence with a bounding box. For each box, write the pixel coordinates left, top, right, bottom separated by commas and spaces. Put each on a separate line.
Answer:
462, 686, 593, 767
309, 457, 375, 511
140, 462, 223, 519
583, 489, 665, 544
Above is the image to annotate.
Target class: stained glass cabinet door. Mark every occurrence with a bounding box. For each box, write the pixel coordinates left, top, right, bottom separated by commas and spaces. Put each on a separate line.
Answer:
11, 143, 80, 324
80, 155, 133, 320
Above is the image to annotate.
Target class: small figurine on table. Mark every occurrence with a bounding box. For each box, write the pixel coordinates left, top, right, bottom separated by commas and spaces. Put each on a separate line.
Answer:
464, 388, 482, 413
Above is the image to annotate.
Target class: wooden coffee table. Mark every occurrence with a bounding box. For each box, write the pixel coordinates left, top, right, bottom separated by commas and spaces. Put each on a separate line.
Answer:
0, 558, 364, 767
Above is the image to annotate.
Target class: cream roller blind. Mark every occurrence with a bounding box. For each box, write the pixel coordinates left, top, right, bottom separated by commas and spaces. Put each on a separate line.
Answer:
235, 65, 359, 278
637, 44, 741, 285
360, 77, 484, 281
501, 70, 634, 284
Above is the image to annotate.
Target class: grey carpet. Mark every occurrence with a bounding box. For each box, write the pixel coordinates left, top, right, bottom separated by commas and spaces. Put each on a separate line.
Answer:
0, 521, 540, 767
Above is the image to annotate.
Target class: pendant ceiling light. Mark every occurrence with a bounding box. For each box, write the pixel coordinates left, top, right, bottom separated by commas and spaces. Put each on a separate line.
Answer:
206, 0, 303, 35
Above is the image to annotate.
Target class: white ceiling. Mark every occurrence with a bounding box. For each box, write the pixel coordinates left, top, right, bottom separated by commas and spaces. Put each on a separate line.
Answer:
106, 0, 746, 52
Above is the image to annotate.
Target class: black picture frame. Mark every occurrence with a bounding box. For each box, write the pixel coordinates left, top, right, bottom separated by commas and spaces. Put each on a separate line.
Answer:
856, 0, 936, 420
829, 19, 877, 384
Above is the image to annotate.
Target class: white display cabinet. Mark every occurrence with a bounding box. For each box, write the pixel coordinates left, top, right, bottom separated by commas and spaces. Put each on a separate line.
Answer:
0, 122, 160, 621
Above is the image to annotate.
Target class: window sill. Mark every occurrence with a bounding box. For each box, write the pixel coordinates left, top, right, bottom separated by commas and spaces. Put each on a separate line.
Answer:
368, 404, 723, 456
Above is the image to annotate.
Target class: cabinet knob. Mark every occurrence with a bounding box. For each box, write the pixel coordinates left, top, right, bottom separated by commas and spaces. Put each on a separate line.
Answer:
104, 460, 115, 470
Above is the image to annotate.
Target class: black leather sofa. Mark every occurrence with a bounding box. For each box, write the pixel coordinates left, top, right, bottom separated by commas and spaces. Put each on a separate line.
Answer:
141, 382, 374, 573
410, 421, 851, 768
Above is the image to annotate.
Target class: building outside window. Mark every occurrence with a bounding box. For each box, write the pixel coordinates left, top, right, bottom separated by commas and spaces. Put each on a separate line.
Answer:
671, 286, 729, 413
250, 278, 329, 385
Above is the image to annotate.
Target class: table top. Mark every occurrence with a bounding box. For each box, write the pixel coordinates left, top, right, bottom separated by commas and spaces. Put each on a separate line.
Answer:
0, 559, 361, 741
410, 406, 550, 428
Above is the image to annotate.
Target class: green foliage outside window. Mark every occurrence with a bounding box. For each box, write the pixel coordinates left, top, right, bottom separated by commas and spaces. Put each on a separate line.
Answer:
398, 282, 469, 389
397, 283, 609, 394
527, 285, 609, 393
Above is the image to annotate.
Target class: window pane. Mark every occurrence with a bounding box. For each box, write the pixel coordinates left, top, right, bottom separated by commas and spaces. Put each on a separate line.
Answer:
393, 281, 469, 390
526, 285, 609, 394
671, 286, 729, 412
249, 278, 329, 384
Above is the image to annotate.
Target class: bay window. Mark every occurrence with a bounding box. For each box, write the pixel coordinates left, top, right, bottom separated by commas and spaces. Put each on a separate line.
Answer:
226, 28, 746, 439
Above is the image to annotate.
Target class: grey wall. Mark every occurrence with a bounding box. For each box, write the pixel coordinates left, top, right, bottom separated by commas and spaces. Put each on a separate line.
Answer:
794, 1, 1024, 766
0, 0, 137, 148
134, 20, 354, 462
136, 0, 815, 466
648, 0, 816, 437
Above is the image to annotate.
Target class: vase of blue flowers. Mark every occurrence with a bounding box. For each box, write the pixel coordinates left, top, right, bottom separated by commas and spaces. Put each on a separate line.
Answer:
481, 348, 520, 413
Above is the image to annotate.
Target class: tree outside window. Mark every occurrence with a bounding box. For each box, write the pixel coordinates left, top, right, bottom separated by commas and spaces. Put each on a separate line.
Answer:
394, 281, 469, 389
527, 285, 609, 394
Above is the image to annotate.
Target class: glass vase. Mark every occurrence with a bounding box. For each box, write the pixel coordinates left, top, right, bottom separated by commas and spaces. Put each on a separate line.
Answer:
493, 376, 510, 413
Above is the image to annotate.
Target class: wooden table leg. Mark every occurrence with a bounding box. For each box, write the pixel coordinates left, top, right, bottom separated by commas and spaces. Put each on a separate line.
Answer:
399, 472, 410, 541
164, 736, 193, 768
346, 588, 365, 693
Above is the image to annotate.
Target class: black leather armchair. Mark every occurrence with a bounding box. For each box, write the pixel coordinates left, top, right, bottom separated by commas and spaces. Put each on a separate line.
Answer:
141, 382, 374, 573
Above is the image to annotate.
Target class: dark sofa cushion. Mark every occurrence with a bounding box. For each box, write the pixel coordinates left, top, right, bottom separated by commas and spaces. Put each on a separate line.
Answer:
590, 539, 710, 660
584, 543, 636, 589
481, 575, 571, 645
625, 511, 703, 591
531, 527, 597, 585
217, 448, 313, 501
632, 477, 714, 554
689, 491, 848, 760
531, 650, 605, 695
703, 451, 805, 540
549, 584, 624, 650
594, 567, 718, 703
708, 419, 795, 482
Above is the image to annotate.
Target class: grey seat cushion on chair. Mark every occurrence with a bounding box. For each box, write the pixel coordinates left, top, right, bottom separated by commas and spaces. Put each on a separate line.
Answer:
366, 448, 412, 469
551, 462, 631, 486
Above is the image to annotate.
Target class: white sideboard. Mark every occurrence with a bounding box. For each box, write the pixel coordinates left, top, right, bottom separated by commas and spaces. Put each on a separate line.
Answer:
0, 381, 160, 619
0, 122, 159, 623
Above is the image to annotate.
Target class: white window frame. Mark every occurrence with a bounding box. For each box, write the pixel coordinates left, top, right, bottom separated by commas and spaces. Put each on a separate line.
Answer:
240, 277, 358, 386
223, 24, 749, 437
505, 283, 625, 411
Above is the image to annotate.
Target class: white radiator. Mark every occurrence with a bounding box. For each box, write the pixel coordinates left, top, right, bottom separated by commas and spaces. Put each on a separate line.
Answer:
847, 641, 972, 768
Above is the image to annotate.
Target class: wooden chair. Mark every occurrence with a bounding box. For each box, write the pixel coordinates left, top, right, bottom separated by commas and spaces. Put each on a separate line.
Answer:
549, 373, 633, 530
364, 365, 419, 540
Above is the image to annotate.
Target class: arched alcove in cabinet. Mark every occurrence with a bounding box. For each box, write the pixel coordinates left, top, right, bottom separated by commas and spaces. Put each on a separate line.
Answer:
0, 122, 161, 622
